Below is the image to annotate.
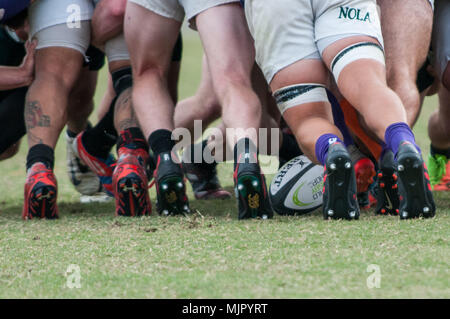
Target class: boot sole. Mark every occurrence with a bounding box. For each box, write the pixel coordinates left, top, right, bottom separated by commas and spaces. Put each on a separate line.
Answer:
398, 153, 436, 220
323, 155, 359, 220
156, 176, 191, 216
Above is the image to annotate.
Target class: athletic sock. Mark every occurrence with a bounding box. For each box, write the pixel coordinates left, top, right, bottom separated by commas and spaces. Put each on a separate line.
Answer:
81, 103, 118, 160
117, 127, 148, 152
26, 144, 54, 170
148, 129, 175, 157
430, 144, 450, 159
234, 137, 258, 171
384, 122, 420, 157
279, 132, 303, 164
315, 134, 343, 166
81, 127, 117, 160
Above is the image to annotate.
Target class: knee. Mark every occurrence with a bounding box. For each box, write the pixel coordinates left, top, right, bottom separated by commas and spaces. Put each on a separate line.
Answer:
35, 57, 83, 91
33, 69, 75, 95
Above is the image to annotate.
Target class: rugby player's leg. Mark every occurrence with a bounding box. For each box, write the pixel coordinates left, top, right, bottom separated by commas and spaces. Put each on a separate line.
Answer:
322, 35, 435, 219
195, 3, 272, 219
23, 11, 91, 219
98, 75, 115, 120
175, 55, 231, 200
109, 58, 152, 217
427, 0, 450, 189
168, 34, 183, 104
196, 4, 260, 149
125, 1, 190, 216
377, 0, 433, 126
271, 59, 358, 220
25, 47, 84, 149
428, 85, 450, 190
23, 46, 85, 219
67, 67, 97, 134
125, 2, 180, 137
65, 65, 103, 196
174, 55, 221, 135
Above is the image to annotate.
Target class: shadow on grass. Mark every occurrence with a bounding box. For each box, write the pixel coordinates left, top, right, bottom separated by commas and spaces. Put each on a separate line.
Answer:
1, 191, 447, 222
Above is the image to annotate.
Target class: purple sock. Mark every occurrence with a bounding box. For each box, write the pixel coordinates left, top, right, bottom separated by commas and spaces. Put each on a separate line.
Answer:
384, 122, 420, 157
315, 134, 343, 166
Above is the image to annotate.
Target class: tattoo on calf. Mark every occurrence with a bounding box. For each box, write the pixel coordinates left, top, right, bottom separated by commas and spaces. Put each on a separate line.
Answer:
25, 100, 51, 130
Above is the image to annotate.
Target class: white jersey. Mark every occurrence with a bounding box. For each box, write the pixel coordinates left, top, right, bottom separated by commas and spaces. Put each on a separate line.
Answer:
29, 0, 94, 36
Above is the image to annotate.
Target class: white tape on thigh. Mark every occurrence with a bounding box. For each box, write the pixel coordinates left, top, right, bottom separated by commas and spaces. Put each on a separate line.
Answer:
273, 84, 329, 114
331, 42, 385, 83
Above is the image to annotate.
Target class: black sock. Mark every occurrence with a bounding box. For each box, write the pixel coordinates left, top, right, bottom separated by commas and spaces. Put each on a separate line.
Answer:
82, 128, 117, 160
81, 100, 118, 160
67, 122, 92, 139
234, 138, 258, 170
117, 127, 148, 151
430, 144, 450, 159
148, 129, 175, 156
26, 144, 54, 170
279, 132, 303, 162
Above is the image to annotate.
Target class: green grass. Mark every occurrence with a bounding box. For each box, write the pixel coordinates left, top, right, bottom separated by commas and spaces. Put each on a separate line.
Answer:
0, 31, 449, 299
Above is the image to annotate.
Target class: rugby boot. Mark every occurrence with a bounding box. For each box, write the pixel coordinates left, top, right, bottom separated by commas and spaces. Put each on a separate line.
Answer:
22, 163, 58, 220
76, 132, 116, 196
355, 158, 376, 210
154, 151, 191, 216
397, 142, 435, 219
374, 150, 400, 216
66, 131, 101, 195
113, 146, 151, 217
433, 161, 450, 191
428, 152, 449, 191
183, 161, 231, 200
322, 143, 359, 220
234, 153, 273, 220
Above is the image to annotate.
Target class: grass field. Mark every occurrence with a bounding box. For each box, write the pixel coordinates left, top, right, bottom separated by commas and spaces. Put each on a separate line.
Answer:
0, 31, 448, 299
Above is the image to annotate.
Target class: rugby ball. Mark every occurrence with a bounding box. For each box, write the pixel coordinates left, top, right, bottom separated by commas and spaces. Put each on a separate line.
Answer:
270, 155, 324, 215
